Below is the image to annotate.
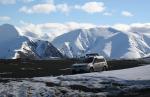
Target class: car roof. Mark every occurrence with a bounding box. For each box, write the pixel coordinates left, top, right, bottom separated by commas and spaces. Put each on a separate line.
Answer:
86, 53, 99, 56
94, 56, 104, 59
86, 55, 104, 59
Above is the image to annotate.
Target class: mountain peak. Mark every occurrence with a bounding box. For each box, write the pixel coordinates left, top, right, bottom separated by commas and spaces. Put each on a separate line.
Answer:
0, 24, 63, 59
0, 24, 19, 43
52, 27, 150, 59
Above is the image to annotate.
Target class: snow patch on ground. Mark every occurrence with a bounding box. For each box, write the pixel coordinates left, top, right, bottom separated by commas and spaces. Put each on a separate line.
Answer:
0, 65, 150, 97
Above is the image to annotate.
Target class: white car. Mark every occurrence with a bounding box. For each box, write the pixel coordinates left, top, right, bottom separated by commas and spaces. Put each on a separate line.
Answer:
71, 55, 108, 74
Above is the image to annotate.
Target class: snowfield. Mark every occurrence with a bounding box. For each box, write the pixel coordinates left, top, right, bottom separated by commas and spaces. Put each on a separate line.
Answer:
0, 65, 150, 97
52, 27, 150, 59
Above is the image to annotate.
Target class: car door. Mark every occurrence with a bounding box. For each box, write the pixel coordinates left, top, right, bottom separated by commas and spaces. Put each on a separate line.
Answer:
93, 58, 99, 71
97, 58, 105, 71
100, 58, 107, 70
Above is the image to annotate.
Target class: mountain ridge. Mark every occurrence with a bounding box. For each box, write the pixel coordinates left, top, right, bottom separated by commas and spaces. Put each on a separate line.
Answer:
1, 23, 150, 59
52, 27, 150, 59
0, 24, 63, 59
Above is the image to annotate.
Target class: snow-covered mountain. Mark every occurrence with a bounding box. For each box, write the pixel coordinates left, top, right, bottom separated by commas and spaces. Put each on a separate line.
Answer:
0, 24, 63, 59
52, 27, 150, 59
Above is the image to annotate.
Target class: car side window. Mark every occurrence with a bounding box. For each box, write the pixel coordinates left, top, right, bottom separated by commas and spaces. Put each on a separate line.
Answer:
94, 58, 105, 63
99, 58, 105, 62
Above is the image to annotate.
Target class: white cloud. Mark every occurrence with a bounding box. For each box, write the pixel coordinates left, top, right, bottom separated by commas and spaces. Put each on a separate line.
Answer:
75, 2, 105, 13
19, 22, 96, 41
0, 0, 16, 5
19, 1, 107, 14
103, 12, 112, 16
56, 4, 70, 14
121, 11, 134, 17
0, 16, 11, 21
18, 22, 150, 41
20, 0, 34, 3
129, 23, 150, 33
112, 23, 150, 33
113, 24, 130, 32
19, 6, 32, 13
19, 1, 70, 14
19, 3, 56, 14
66, 22, 96, 30
0, 0, 35, 4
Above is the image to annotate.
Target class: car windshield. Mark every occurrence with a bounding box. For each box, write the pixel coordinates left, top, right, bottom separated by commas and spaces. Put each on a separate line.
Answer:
78, 57, 94, 63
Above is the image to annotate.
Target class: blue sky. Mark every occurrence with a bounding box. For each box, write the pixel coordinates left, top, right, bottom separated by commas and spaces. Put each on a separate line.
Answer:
0, 0, 149, 26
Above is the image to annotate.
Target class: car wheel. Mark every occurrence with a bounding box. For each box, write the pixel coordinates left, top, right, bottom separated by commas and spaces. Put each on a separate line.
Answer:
72, 70, 77, 74
103, 66, 108, 71
89, 67, 94, 72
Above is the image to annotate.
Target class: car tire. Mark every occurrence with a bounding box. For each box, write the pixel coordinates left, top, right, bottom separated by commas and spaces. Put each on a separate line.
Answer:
72, 70, 77, 74
89, 67, 94, 72
103, 66, 108, 71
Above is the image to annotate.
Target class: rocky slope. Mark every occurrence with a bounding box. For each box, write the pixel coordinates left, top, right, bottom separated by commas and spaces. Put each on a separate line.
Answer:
0, 24, 63, 59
